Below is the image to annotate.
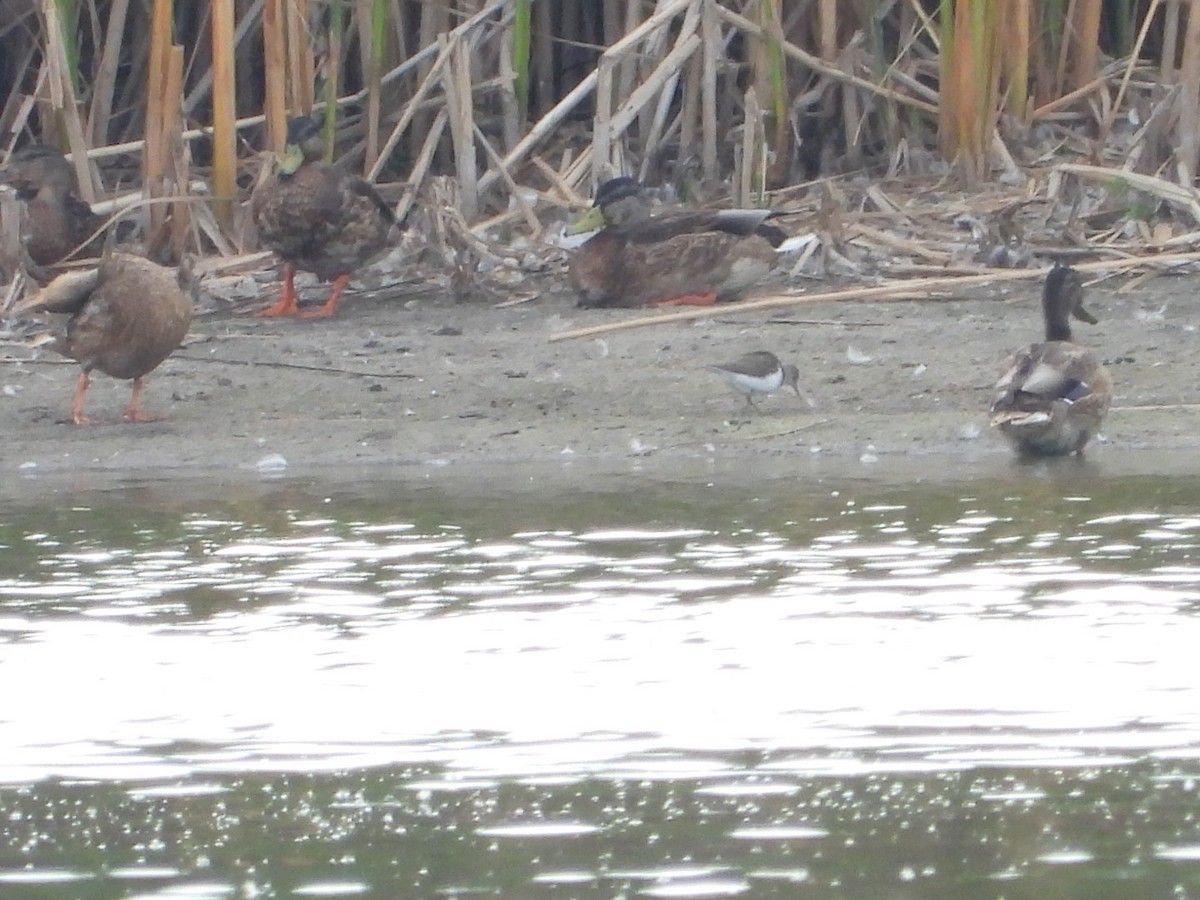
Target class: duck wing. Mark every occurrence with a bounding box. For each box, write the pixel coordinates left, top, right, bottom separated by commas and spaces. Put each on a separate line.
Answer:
617, 209, 785, 247
992, 342, 1102, 412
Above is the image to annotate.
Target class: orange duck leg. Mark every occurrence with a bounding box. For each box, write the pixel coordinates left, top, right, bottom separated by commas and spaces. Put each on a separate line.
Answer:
70, 371, 94, 425
123, 376, 162, 423
299, 273, 349, 319
257, 264, 300, 317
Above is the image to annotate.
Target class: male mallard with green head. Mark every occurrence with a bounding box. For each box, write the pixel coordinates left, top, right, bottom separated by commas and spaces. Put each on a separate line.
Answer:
0, 144, 103, 270
566, 176, 787, 308
10, 253, 193, 424
989, 263, 1112, 456
252, 116, 399, 318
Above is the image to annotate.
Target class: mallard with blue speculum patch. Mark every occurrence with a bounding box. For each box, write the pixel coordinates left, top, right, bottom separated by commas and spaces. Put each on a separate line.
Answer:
566, 176, 787, 308
251, 116, 400, 318
989, 263, 1113, 457
10, 253, 193, 425
0, 144, 103, 272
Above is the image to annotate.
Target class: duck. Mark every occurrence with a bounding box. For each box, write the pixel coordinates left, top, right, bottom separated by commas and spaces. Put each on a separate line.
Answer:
989, 263, 1112, 456
566, 176, 787, 308
0, 144, 103, 271
707, 350, 809, 409
251, 115, 399, 318
10, 253, 193, 424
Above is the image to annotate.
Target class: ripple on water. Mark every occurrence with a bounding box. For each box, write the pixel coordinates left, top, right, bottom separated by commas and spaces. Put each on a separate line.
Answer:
476, 821, 601, 838
291, 881, 371, 896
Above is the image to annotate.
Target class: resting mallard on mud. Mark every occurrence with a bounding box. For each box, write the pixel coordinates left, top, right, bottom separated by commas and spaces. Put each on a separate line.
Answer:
0, 144, 103, 270
251, 116, 399, 318
566, 176, 787, 308
10, 253, 193, 425
989, 263, 1112, 457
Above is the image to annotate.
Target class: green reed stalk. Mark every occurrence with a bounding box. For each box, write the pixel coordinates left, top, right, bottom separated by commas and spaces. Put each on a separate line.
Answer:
936, 0, 956, 159
324, 0, 344, 159
54, 0, 81, 94
513, 0, 532, 123
1110, 0, 1133, 54
371, 0, 386, 154
759, 0, 787, 127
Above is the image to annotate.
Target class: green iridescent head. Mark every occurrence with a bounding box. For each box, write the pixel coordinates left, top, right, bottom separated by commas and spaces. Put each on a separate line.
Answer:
277, 116, 323, 175
565, 177, 643, 235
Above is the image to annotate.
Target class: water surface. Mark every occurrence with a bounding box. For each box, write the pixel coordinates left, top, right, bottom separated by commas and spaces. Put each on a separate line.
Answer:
2, 456, 1199, 898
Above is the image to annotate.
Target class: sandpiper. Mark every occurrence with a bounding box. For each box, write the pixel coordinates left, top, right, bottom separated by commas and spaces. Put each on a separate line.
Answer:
706, 350, 811, 409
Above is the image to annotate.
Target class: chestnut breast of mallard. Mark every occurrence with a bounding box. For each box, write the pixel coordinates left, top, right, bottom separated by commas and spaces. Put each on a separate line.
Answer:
253, 162, 393, 281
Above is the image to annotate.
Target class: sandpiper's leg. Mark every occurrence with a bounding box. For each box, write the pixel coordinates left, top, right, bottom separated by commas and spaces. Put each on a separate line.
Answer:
654, 291, 718, 307
70, 371, 94, 425
123, 376, 163, 423
257, 264, 300, 317
299, 273, 349, 318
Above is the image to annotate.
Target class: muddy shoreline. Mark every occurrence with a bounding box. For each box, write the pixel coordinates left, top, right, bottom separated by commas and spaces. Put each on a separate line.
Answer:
1, 270, 1196, 478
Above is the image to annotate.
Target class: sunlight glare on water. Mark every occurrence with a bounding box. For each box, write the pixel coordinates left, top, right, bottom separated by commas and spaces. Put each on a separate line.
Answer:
2, 472, 1200, 781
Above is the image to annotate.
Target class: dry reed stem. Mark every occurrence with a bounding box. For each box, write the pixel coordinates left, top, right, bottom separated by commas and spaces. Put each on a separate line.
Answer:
396, 108, 447, 225
1057, 162, 1200, 222
1178, 0, 1200, 182
38, 1, 94, 202
183, 0, 265, 118
164, 45, 189, 256
443, 34, 479, 220
548, 251, 1200, 343
87, 0, 130, 145
472, 122, 539, 234
610, 34, 700, 139
357, 0, 382, 170
368, 0, 512, 183
143, 0, 173, 235
701, 0, 719, 180
738, 88, 758, 206
211, 0, 237, 229
716, 5, 938, 114
1100, 0, 1163, 144
477, 69, 600, 194
262, 0, 287, 151
818, 0, 837, 61
286, 0, 315, 114
1072, 0, 1102, 91
593, 56, 613, 182
1161, 0, 1181, 83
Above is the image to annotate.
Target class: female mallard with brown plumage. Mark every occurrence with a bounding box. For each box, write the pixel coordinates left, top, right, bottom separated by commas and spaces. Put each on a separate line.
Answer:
989, 263, 1112, 456
252, 116, 399, 318
566, 177, 787, 308
0, 144, 103, 271
10, 253, 193, 424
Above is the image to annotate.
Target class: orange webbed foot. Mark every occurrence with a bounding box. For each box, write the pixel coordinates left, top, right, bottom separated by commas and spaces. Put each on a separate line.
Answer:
257, 266, 300, 317
297, 303, 337, 319
256, 295, 300, 317
297, 275, 350, 318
